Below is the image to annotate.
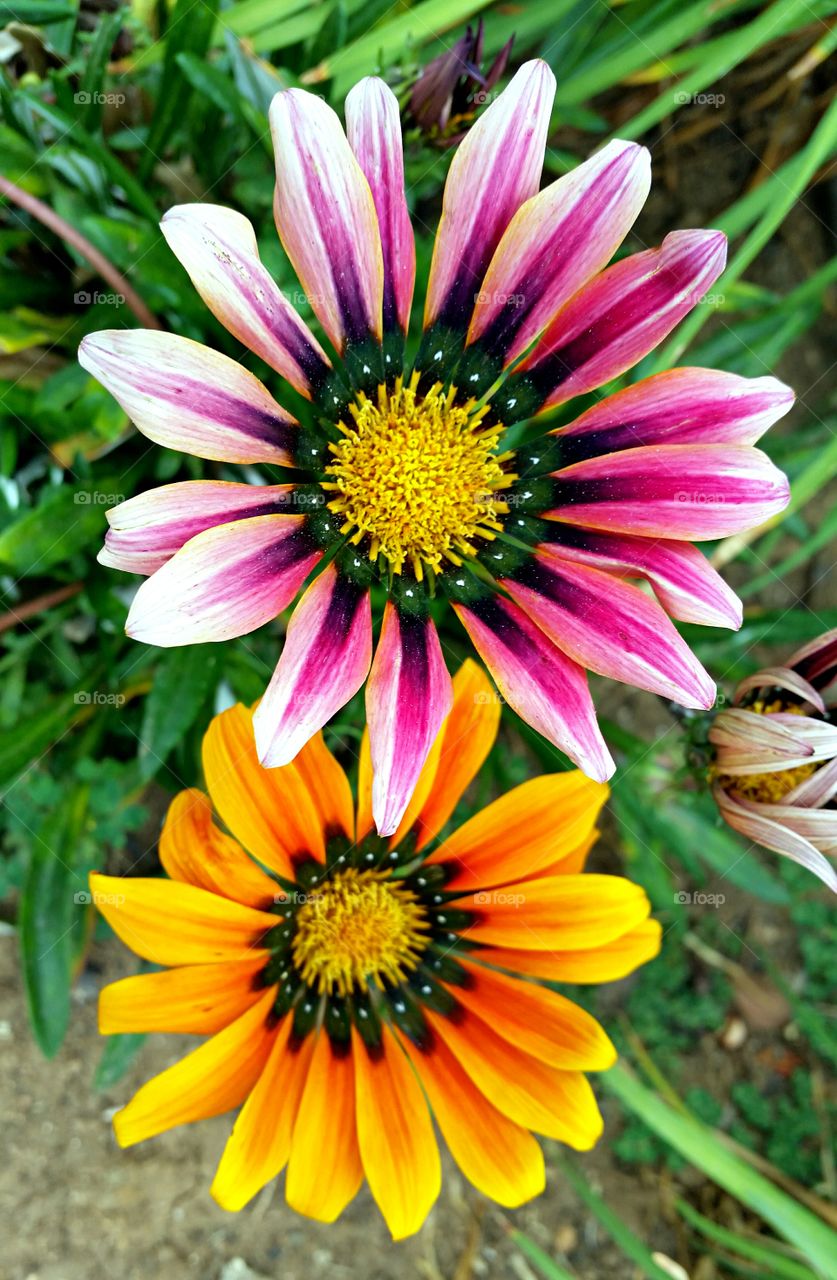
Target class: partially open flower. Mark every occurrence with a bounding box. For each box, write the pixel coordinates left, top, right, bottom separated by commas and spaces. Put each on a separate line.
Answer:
710, 630, 837, 890
408, 20, 514, 145
92, 663, 660, 1237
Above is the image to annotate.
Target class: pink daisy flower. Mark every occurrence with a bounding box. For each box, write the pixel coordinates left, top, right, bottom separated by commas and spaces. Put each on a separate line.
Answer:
79, 61, 792, 837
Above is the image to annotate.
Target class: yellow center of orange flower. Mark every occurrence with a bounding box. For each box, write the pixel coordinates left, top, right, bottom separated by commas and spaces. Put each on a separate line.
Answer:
291, 868, 429, 997
321, 371, 515, 578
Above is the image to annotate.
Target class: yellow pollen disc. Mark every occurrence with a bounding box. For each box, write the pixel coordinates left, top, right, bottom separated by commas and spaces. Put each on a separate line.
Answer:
717, 698, 819, 804
291, 868, 429, 997
322, 371, 515, 578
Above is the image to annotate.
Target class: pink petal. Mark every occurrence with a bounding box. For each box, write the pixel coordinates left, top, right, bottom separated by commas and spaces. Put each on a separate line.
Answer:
733, 666, 825, 713
784, 757, 837, 808
99, 481, 295, 575
516, 229, 728, 411
345, 78, 415, 335
254, 564, 372, 768
452, 594, 614, 781
79, 330, 297, 465
545, 443, 789, 540
502, 553, 715, 709
366, 603, 453, 838
540, 529, 742, 628
125, 515, 321, 646
161, 204, 330, 397
555, 367, 795, 459
791, 627, 837, 694
269, 88, 383, 351
714, 785, 837, 891
468, 140, 651, 363
423, 60, 555, 335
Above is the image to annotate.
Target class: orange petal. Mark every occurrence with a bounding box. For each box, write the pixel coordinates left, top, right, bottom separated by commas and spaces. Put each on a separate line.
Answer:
290, 730, 355, 841
534, 828, 598, 877
355, 729, 374, 841
427, 773, 608, 889
352, 1026, 441, 1239
476, 918, 663, 983
99, 957, 265, 1034
202, 703, 325, 877
112, 988, 277, 1147
211, 1016, 315, 1211
396, 1026, 545, 1208
286, 1034, 363, 1222
407, 658, 501, 850
159, 789, 278, 908
455, 959, 616, 1070
90, 873, 275, 965
426, 1009, 603, 1149
451, 873, 650, 949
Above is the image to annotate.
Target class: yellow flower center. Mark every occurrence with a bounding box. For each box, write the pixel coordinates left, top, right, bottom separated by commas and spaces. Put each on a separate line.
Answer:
718, 698, 818, 803
321, 372, 515, 578
291, 868, 429, 997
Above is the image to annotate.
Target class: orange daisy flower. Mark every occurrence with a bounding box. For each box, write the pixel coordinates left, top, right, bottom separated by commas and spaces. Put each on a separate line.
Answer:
92, 662, 660, 1238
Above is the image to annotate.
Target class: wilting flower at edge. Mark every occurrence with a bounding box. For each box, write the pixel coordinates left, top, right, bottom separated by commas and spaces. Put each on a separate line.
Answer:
79, 60, 792, 837
92, 663, 660, 1238
710, 629, 837, 890
408, 18, 514, 144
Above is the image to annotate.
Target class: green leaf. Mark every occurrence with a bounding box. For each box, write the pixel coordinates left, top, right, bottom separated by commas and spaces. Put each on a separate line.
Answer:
0, 693, 77, 788
677, 1198, 820, 1280
0, 0, 75, 19
552, 1154, 675, 1280
18, 785, 91, 1058
510, 1232, 578, 1280
605, 1065, 837, 1279
0, 486, 111, 575
138, 647, 220, 780
94, 1032, 146, 1090
139, 0, 221, 178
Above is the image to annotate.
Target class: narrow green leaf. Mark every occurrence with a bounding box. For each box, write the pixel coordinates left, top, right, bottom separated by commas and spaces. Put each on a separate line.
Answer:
552, 1153, 675, 1280
94, 1032, 146, 1090
677, 1198, 820, 1280
510, 1231, 578, 1280
18, 785, 91, 1058
605, 1065, 837, 1279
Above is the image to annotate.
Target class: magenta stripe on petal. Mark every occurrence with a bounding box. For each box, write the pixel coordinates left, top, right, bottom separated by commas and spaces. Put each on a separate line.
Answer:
469, 139, 651, 363
539, 529, 742, 629
125, 515, 321, 646
453, 594, 614, 781
99, 481, 295, 575
521, 229, 727, 409
161, 204, 330, 396
546, 443, 790, 540
503, 554, 715, 709
270, 88, 383, 351
79, 330, 297, 465
366, 604, 453, 838
555, 367, 794, 462
254, 564, 372, 768
424, 60, 555, 332
345, 78, 415, 335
